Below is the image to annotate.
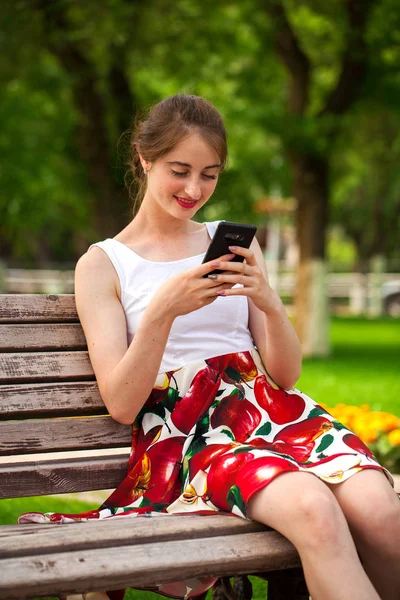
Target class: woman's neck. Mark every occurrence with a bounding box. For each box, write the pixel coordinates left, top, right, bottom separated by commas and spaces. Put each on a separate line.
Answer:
132, 204, 203, 239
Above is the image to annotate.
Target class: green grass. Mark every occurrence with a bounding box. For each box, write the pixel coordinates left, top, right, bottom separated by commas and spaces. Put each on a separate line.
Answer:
1, 317, 398, 599
298, 317, 400, 416
0, 495, 97, 525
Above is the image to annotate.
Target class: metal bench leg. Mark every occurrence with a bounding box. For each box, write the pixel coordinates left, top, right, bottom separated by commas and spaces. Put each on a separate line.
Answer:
267, 568, 309, 600
212, 576, 252, 600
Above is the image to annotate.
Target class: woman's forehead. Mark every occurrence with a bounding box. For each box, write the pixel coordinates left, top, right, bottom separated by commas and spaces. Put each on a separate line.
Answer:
163, 133, 220, 167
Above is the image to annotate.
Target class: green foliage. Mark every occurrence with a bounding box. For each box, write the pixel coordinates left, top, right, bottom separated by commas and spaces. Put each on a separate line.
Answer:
327, 227, 357, 271
0, 56, 92, 263
331, 109, 400, 268
370, 435, 400, 474
1, 0, 400, 263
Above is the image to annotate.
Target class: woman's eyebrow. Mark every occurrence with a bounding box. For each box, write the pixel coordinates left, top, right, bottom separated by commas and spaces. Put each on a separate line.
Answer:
167, 161, 221, 169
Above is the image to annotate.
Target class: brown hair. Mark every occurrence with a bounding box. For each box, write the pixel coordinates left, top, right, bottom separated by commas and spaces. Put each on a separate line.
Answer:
126, 94, 228, 214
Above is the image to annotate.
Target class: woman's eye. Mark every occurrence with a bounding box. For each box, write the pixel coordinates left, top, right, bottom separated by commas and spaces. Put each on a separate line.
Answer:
203, 174, 217, 180
171, 170, 187, 177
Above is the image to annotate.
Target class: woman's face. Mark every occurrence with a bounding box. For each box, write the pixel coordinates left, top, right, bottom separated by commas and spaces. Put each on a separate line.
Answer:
142, 132, 221, 219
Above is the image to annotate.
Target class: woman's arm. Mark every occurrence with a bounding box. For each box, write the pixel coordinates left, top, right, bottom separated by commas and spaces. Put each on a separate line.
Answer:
247, 240, 302, 389
75, 248, 175, 424
209, 239, 302, 389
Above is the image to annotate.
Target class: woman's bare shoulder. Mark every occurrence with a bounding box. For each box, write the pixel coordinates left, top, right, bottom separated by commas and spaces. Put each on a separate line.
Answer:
76, 245, 111, 271
75, 246, 120, 299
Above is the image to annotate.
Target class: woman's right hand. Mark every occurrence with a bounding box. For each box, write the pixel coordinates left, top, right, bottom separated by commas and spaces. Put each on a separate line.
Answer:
148, 253, 234, 318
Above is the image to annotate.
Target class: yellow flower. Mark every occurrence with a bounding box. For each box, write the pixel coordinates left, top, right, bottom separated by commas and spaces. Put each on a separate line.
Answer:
387, 429, 400, 447
356, 427, 378, 444
325, 403, 399, 451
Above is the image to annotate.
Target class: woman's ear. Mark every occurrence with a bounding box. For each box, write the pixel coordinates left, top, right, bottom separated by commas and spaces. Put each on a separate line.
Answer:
138, 153, 151, 173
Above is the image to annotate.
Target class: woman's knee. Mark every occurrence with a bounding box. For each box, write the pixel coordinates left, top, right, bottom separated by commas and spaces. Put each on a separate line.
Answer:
248, 473, 346, 549
292, 486, 346, 549
331, 471, 400, 543
349, 489, 400, 549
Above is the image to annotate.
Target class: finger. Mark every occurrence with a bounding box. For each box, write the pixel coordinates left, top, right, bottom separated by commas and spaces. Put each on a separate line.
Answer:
217, 286, 251, 297
211, 273, 251, 286
216, 282, 235, 290
210, 260, 252, 275
228, 245, 258, 266
204, 283, 234, 299
205, 279, 235, 291
198, 253, 235, 277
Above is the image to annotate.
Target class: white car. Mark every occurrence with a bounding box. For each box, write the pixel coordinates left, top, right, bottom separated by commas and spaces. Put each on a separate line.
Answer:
382, 280, 400, 317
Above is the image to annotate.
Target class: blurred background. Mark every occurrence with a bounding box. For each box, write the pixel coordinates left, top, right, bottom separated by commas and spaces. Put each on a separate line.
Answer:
0, 0, 399, 477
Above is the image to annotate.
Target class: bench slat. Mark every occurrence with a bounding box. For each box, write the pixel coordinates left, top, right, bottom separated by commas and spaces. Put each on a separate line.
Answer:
0, 382, 103, 419
0, 294, 78, 323
0, 530, 300, 599
0, 416, 131, 455
0, 351, 94, 383
0, 324, 86, 352
0, 515, 267, 557
0, 453, 129, 498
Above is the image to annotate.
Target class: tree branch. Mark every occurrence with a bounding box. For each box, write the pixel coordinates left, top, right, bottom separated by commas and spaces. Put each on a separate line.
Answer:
319, 0, 377, 116
264, 1, 310, 115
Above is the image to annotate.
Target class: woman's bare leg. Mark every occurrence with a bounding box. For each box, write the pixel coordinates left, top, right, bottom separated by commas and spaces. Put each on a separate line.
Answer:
329, 469, 400, 600
246, 471, 380, 600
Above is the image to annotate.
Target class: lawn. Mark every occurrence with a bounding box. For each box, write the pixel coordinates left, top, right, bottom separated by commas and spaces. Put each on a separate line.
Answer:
297, 317, 400, 416
0, 317, 398, 600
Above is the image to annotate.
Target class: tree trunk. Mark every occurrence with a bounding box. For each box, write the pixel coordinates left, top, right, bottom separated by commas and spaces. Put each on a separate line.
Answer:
35, 1, 133, 240
74, 71, 132, 238
291, 154, 330, 357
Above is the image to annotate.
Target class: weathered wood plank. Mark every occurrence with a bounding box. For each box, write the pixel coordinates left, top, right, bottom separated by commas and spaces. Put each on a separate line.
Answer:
0, 416, 131, 455
0, 530, 300, 599
0, 515, 267, 557
0, 294, 78, 323
0, 453, 129, 498
0, 351, 94, 383
0, 382, 103, 419
0, 323, 86, 352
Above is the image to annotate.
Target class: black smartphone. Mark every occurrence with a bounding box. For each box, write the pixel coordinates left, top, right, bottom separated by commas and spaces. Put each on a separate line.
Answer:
202, 221, 257, 277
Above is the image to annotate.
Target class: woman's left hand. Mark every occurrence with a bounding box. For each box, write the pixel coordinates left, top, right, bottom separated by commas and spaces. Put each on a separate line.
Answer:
209, 245, 280, 314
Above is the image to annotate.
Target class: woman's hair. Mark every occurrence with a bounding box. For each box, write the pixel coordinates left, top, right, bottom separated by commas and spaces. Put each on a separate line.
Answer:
127, 94, 228, 214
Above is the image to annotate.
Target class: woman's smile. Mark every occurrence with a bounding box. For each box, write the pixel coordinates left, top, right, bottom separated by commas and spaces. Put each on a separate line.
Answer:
174, 195, 198, 209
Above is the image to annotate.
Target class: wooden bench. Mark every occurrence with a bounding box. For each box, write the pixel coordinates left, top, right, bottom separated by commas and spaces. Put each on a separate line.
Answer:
0, 294, 307, 600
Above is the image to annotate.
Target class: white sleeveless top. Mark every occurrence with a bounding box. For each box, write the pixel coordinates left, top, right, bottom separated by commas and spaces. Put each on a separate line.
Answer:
91, 221, 255, 373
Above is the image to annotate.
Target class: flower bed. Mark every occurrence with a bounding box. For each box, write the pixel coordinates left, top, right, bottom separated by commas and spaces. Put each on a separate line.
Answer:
323, 403, 400, 473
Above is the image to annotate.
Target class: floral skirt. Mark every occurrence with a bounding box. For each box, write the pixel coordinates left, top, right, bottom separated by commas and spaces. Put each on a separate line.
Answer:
20, 350, 394, 599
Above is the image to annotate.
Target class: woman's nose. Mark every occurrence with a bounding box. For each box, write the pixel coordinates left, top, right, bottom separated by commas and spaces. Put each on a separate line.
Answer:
184, 178, 202, 200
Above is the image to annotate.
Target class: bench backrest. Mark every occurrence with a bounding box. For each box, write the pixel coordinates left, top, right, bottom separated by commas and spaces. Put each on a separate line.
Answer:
0, 294, 131, 499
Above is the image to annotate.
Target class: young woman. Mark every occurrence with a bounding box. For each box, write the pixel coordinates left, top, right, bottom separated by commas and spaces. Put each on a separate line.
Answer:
24, 95, 400, 600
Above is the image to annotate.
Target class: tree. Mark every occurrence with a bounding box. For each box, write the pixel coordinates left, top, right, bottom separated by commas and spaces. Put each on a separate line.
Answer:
0, 0, 144, 261
0, 4, 92, 263
131, 0, 400, 355
2, 0, 400, 355
32, 0, 139, 237
261, 0, 380, 355
332, 109, 400, 272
